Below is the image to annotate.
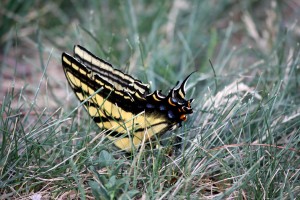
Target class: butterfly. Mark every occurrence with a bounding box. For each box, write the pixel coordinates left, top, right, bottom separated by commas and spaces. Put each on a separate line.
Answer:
62, 45, 193, 151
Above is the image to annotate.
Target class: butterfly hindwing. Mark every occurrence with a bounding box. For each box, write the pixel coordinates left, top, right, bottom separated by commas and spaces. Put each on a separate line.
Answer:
62, 45, 193, 151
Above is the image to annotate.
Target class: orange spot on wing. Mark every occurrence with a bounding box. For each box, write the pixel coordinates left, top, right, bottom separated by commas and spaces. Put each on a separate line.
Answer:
180, 115, 187, 121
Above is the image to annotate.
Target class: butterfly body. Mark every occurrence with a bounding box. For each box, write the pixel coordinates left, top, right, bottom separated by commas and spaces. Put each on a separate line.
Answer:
62, 45, 193, 151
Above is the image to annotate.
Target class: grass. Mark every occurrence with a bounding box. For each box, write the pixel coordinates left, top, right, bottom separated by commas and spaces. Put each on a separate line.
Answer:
1, 0, 300, 199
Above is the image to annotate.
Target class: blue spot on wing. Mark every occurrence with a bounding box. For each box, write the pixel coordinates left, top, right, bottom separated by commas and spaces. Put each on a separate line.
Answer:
168, 110, 175, 119
146, 103, 155, 109
159, 105, 167, 111
171, 97, 178, 103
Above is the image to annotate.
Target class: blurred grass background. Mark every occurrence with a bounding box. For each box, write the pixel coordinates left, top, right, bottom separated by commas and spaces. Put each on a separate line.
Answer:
1, 0, 300, 199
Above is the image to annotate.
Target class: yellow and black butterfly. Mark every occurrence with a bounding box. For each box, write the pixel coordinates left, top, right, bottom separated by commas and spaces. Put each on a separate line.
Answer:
62, 45, 193, 152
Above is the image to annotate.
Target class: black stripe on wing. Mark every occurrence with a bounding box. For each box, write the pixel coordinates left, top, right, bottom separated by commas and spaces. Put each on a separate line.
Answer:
62, 52, 146, 115
73, 45, 150, 96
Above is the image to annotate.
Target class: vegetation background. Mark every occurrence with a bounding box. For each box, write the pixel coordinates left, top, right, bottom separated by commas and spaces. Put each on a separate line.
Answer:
1, 0, 299, 199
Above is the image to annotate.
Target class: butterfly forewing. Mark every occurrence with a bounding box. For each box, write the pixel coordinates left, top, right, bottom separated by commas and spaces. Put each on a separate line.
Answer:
73, 45, 150, 97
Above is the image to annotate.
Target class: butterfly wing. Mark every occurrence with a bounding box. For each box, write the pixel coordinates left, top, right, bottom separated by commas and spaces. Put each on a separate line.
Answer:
62, 45, 193, 151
